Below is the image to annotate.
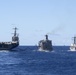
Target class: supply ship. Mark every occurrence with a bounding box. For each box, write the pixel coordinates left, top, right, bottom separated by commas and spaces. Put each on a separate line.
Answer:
38, 35, 53, 51
70, 36, 76, 51
0, 27, 19, 50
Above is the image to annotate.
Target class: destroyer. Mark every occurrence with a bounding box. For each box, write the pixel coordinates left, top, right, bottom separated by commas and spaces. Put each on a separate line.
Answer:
38, 34, 53, 51
0, 27, 19, 50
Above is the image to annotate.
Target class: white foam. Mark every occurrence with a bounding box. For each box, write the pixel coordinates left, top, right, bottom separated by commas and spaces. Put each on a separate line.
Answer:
38, 49, 51, 52
68, 49, 76, 52
0, 50, 9, 52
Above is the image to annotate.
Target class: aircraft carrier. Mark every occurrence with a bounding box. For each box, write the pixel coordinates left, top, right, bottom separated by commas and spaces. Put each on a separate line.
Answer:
0, 27, 19, 50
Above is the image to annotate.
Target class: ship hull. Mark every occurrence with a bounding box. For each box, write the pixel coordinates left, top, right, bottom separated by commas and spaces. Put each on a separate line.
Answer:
0, 43, 19, 50
39, 40, 53, 51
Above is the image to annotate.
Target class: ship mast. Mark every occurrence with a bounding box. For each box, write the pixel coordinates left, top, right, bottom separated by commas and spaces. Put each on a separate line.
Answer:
74, 36, 76, 44
13, 27, 18, 36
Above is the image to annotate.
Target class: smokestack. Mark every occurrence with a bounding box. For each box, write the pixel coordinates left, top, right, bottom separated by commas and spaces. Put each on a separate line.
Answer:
45, 35, 48, 40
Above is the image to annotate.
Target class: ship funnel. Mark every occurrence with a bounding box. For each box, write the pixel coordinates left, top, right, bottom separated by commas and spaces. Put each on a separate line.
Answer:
45, 35, 48, 40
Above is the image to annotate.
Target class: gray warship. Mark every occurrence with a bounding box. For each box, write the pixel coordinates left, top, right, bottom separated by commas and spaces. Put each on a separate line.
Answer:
38, 35, 53, 51
0, 27, 19, 50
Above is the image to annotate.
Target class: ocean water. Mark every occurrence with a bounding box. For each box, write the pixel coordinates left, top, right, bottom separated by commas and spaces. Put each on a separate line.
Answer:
0, 46, 76, 75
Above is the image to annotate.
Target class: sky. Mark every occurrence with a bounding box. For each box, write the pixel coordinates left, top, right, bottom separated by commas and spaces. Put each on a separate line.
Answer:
0, 0, 76, 45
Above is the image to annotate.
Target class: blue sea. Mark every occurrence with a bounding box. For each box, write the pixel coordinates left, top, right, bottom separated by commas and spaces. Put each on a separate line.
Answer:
0, 46, 76, 75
